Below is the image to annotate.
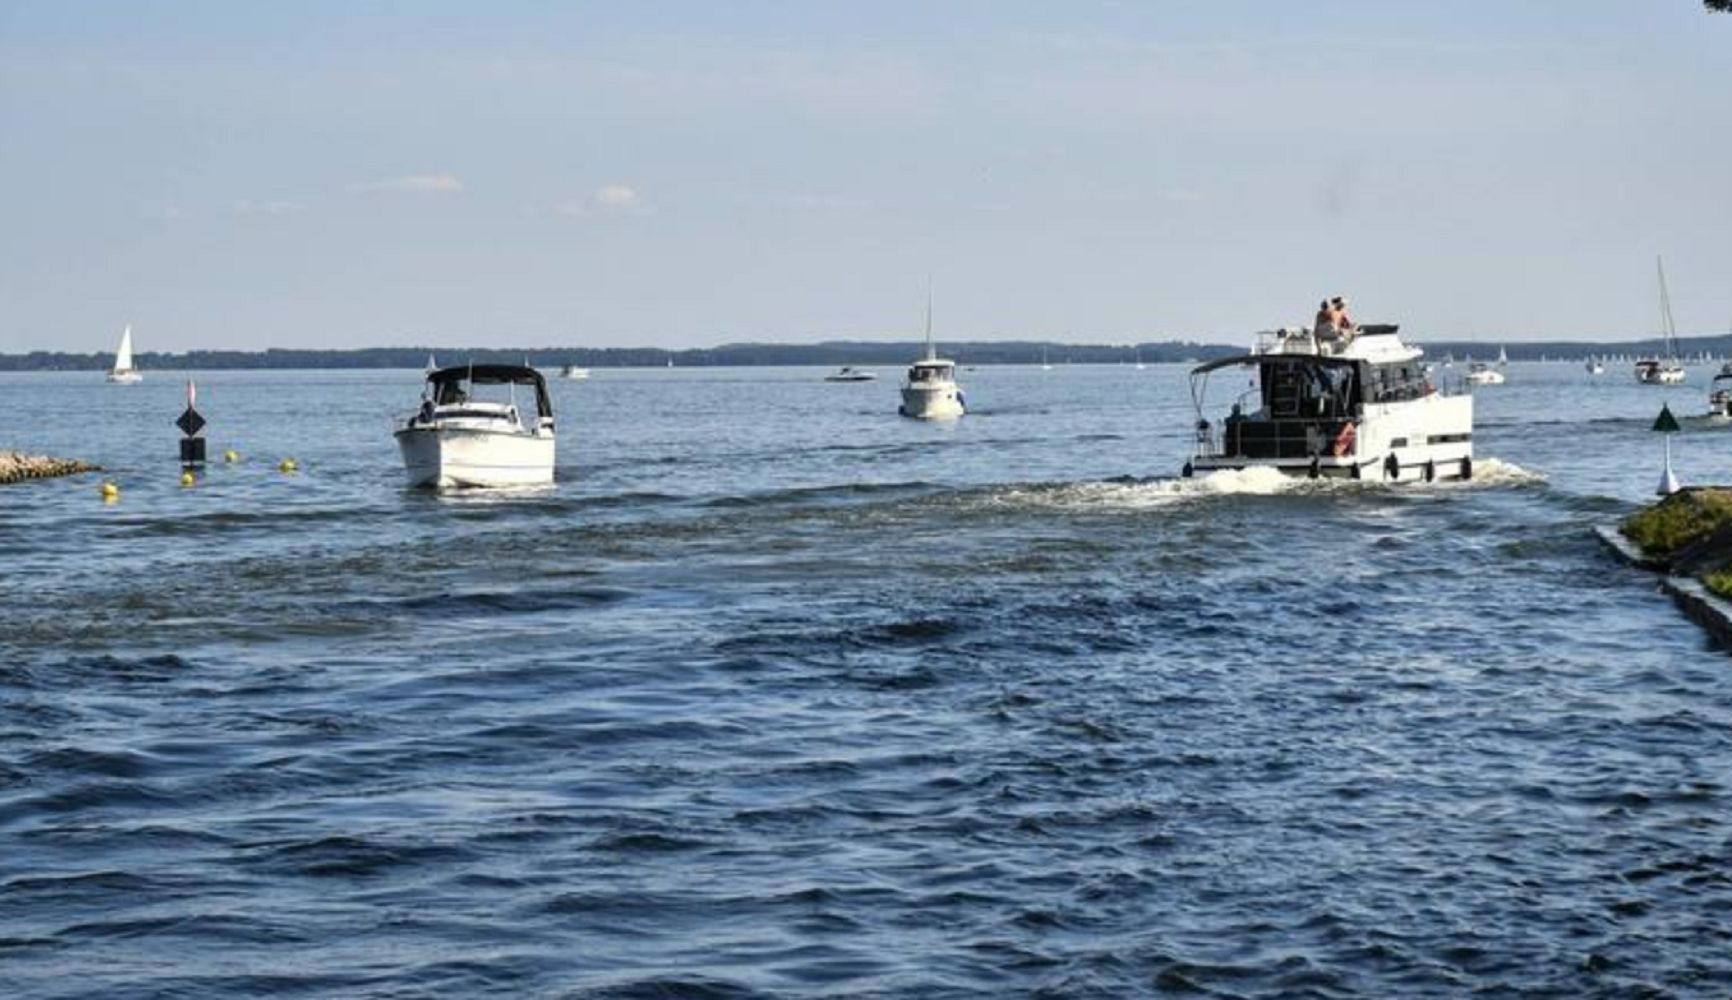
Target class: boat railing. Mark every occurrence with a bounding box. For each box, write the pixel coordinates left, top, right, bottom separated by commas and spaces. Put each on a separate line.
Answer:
1200, 416, 1357, 461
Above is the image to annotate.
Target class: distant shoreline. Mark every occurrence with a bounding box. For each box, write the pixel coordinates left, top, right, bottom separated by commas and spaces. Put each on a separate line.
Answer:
4, 334, 1729, 372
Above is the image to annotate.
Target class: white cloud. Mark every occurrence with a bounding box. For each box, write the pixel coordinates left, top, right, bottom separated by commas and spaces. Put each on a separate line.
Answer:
348, 173, 464, 196
546, 183, 650, 217
233, 199, 304, 216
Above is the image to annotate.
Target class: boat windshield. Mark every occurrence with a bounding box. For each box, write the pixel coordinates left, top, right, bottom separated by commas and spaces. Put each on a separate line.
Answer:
425, 365, 553, 420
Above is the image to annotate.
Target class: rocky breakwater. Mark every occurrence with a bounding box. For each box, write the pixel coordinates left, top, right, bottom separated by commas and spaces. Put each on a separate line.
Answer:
0, 450, 100, 484
1603, 487, 1732, 648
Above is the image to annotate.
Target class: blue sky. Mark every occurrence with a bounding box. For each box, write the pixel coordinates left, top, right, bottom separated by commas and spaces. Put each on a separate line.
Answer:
2, 1, 1728, 351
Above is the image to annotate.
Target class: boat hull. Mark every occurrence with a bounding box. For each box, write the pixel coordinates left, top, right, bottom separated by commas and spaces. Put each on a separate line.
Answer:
106, 370, 142, 385
899, 385, 964, 420
395, 427, 555, 489
1191, 393, 1474, 483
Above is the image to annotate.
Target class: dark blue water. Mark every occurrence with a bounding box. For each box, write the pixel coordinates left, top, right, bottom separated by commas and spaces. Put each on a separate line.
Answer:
3, 364, 1730, 997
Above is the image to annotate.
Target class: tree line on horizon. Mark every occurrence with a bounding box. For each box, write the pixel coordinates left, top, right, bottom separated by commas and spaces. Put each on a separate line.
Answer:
6, 335, 1732, 372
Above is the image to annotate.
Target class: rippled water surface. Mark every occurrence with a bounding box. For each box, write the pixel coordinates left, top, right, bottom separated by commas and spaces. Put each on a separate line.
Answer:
3, 363, 1731, 998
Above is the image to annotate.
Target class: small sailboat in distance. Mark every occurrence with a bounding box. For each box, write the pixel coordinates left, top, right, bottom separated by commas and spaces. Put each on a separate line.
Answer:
106, 324, 142, 384
1635, 256, 1686, 385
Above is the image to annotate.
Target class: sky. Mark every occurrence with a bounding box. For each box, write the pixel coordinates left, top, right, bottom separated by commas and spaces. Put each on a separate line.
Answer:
1, 1, 1729, 352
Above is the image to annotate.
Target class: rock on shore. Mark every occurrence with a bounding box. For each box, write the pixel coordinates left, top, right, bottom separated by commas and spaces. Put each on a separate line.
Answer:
0, 451, 100, 484
1620, 487, 1732, 598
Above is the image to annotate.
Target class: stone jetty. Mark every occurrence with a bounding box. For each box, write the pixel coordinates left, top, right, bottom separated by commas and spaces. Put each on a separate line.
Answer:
0, 450, 100, 484
1599, 487, 1732, 649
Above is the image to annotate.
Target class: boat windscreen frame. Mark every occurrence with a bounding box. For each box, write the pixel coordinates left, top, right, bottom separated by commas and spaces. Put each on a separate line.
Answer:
426, 365, 553, 418
1187, 353, 1360, 422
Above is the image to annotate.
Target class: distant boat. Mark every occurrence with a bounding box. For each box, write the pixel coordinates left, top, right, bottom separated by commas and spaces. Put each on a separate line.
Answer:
1135, 348, 1146, 370
1040, 347, 1052, 371
1496, 345, 1509, 366
1465, 362, 1505, 386
824, 366, 876, 382
560, 365, 590, 380
106, 324, 142, 384
899, 290, 965, 420
424, 353, 438, 372
1636, 256, 1686, 385
1585, 356, 1605, 375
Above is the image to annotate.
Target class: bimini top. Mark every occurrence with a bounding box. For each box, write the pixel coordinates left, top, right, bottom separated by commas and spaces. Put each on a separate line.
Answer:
426, 364, 552, 417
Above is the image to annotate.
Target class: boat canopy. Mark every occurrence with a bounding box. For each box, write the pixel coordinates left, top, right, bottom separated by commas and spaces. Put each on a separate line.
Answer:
1189, 352, 1359, 377
427, 364, 552, 417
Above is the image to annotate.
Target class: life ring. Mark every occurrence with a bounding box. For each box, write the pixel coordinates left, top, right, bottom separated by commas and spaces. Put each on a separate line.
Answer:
1384, 454, 1400, 481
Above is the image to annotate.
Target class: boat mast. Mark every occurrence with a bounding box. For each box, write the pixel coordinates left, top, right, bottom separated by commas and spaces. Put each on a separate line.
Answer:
923, 280, 935, 362
1657, 256, 1678, 362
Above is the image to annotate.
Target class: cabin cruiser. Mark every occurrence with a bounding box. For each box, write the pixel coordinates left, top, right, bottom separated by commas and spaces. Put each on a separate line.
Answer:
1708, 370, 1732, 421
1184, 323, 1473, 482
1464, 362, 1505, 386
1585, 356, 1606, 375
899, 296, 965, 419
560, 365, 590, 380
824, 366, 877, 382
395, 364, 556, 488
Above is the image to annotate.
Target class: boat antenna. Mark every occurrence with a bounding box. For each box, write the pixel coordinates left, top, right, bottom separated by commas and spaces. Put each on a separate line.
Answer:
924, 277, 935, 362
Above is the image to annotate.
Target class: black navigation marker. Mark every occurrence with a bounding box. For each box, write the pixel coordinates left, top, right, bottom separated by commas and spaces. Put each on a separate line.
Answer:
177, 380, 207, 466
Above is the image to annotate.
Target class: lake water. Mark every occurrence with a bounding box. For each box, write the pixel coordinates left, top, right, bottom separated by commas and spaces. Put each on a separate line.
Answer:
3, 362, 1730, 998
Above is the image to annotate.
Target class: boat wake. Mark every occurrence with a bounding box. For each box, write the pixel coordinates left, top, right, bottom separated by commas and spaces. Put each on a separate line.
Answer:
976, 457, 1545, 512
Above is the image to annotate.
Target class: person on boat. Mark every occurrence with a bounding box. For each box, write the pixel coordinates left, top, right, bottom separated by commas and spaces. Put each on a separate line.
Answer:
1313, 299, 1336, 339
1331, 296, 1356, 338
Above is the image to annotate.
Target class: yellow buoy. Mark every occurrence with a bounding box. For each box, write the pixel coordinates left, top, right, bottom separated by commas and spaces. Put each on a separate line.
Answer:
99, 481, 119, 502
180, 470, 195, 487
278, 458, 297, 473
223, 449, 238, 463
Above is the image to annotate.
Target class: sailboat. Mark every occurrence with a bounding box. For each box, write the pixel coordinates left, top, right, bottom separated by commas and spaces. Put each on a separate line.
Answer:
1496, 345, 1509, 367
1040, 347, 1053, 371
1635, 256, 1686, 385
106, 324, 142, 384
899, 289, 965, 419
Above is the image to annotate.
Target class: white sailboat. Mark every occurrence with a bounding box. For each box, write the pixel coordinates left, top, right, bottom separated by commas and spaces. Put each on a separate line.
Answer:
899, 290, 965, 420
106, 324, 142, 384
1636, 257, 1686, 385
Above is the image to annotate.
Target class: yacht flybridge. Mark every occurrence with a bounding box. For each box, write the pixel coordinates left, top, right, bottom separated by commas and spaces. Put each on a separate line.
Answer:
395, 364, 556, 488
1184, 323, 1473, 482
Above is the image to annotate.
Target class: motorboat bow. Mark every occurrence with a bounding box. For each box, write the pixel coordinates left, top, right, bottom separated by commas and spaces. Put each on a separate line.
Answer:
395, 364, 556, 488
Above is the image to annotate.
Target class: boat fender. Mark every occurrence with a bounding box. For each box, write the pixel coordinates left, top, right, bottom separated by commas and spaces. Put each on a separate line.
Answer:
1181, 461, 1194, 479
1424, 460, 1435, 483
1460, 456, 1473, 480
1308, 456, 1320, 480
1349, 462, 1361, 480
958, 392, 966, 411
1384, 453, 1400, 481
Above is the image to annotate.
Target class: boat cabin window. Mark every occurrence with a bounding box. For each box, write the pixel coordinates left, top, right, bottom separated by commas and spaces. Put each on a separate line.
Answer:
1363, 362, 1429, 404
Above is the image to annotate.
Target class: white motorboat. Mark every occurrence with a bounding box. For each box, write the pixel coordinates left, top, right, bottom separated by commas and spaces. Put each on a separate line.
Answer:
1585, 356, 1605, 375
1464, 362, 1505, 386
1184, 322, 1473, 482
899, 294, 965, 420
560, 365, 590, 380
1636, 257, 1686, 385
106, 324, 142, 384
394, 364, 556, 488
1707, 370, 1732, 421
824, 366, 877, 382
